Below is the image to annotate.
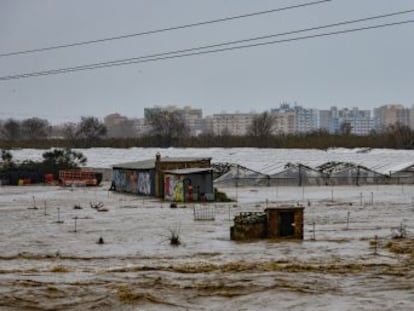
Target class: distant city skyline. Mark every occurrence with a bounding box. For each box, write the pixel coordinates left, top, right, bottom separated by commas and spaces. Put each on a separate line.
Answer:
1, 0, 413, 124
1, 101, 414, 125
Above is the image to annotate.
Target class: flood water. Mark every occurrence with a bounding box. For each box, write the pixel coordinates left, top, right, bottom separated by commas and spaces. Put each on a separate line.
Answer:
0, 183, 413, 310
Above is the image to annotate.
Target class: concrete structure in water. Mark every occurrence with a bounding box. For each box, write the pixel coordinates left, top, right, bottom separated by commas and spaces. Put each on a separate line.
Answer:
230, 206, 304, 241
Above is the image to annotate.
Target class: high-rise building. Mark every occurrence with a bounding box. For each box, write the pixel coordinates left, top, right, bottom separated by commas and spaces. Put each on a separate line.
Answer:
374, 104, 410, 131
319, 107, 373, 135
204, 113, 256, 136
271, 103, 318, 133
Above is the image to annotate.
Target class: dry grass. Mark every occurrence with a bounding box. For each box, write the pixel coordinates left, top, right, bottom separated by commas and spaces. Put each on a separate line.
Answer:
385, 238, 414, 255
50, 265, 70, 273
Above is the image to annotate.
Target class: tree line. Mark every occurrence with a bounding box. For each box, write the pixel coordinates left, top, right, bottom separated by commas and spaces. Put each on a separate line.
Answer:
1, 112, 413, 149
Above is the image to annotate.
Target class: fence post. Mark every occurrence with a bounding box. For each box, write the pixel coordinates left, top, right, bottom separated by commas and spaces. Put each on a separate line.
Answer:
311, 222, 316, 241
346, 211, 350, 230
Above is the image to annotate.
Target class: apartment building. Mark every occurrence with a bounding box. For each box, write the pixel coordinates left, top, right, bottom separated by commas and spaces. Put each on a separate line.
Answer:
319, 107, 374, 135
204, 113, 256, 136
374, 104, 411, 131
271, 103, 318, 133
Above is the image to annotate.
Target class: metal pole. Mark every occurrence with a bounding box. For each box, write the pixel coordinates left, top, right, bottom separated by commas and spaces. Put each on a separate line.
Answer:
346, 211, 350, 230
312, 222, 316, 241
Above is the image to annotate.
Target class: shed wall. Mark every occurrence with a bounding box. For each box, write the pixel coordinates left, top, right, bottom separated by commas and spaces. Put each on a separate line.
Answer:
112, 168, 154, 195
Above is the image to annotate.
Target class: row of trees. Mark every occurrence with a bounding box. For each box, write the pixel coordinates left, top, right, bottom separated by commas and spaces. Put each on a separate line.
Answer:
1, 112, 414, 149
0, 117, 107, 144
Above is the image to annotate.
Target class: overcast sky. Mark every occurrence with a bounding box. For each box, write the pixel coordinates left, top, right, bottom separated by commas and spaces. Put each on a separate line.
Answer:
1, 0, 413, 124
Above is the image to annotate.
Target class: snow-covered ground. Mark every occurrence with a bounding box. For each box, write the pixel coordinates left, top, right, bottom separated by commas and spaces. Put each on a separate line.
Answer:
1, 148, 414, 310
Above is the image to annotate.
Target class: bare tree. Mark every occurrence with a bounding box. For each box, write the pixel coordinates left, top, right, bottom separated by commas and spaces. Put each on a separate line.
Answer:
62, 122, 77, 140
386, 122, 414, 148
145, 110, 188, 146
21, 117, 50, 140
106, 119, 137, 138
0, 119, 21, 141
247, 112, 275, 138
75, 117, 107, 144
339, 122, 352, 135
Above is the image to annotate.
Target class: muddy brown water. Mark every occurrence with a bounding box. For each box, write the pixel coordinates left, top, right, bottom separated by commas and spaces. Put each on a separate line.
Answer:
0, 184, 413, 310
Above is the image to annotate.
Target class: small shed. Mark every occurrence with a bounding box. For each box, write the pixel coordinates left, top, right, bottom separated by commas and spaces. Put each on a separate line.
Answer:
265, 206, 304, 239
230, 205, 304, 241
111, 153, 213, 200
112, 159, 155, 196
164, 167, 214, 202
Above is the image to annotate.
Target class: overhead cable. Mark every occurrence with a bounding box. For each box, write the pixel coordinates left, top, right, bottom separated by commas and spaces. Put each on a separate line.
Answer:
0, 0, 331, 57
0, 19, 412, 81
30, 8, 412, 72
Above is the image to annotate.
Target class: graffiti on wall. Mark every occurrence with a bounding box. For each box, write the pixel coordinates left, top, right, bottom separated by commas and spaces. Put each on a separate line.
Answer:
112, 169, 152, 195
138, 172, 151, 195
164, 174, 184, 202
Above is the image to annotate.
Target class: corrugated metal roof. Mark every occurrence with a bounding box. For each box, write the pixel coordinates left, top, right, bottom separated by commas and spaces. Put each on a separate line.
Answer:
164, 167, 213, 175
112, 159, 155, 170
160, 156, 211, 162
112, 157, 211, 170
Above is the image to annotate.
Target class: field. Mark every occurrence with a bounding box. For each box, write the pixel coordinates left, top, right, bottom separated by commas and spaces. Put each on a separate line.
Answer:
1, 181, 414, 310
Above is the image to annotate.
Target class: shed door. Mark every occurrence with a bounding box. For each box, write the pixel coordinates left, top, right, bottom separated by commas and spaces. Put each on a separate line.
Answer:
279, 212, 295, 237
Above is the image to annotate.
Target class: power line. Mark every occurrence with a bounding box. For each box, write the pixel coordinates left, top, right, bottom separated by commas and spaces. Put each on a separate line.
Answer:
0, 19, 412, 81
27, 8, 412, 74
0, 0, 332, 58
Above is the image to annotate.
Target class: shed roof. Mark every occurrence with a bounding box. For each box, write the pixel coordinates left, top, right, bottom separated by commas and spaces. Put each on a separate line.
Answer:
164, 167, 213, 175
112, 159, 155, 170
112, 156, 211, 170
160, 156, 211, 162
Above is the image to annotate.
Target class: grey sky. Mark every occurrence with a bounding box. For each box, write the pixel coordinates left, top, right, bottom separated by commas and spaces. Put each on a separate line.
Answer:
0, 0, 413, 124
